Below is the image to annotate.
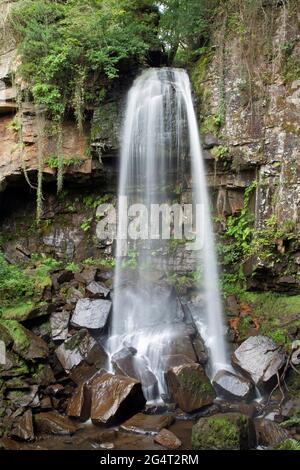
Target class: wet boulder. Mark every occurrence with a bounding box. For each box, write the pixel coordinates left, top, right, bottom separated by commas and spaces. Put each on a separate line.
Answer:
86, 281, 110, 299
254, 419, 290, 448
10, 410, 34, 441
154, 428, 182, 449
162, 354, 194, 371
120, 413, 174, 434
55, 329, 108, 373
34, 411, 79, 435
2, 320, 49, 361
166, 362, 215, 412
232, 336, 286, 389
90, 373, 146, 426
50, 310, 70, 341
112, 348, 157, 398
71, 299, 111, 330
212, 369, 254, 402
192, 412, 256, 450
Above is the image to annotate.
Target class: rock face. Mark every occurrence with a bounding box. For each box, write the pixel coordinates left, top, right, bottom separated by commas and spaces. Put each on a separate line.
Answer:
55, 329, 107, 372
90, 373, 146, 426
120, 413, 174, 435
166, 362, 215, 412
232, 336, 286, 388
71, 299, 111, 330
154, 429, 182, 449
212, 369, 254, 402
192, 413, 256, 450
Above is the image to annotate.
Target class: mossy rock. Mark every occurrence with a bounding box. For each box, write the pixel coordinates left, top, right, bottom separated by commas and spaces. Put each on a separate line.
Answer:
166, 363, 215, 413
0, 320, 48, 361
192, 412, 256, 450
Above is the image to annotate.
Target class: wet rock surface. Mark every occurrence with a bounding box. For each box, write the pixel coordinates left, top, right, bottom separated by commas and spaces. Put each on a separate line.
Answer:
120, 413, 174, 434
166, 362, 215, 413
232, 336, 286, 388
71, 298, 111, 330
212, 369, 255, 402
34, 411, 79, 435
10, 410, 34, 441
90, 373, 146, 426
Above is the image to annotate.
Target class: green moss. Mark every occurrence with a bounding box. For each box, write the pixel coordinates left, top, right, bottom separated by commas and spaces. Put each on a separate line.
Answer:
0, 320, 30, 355
179, 367, 214, 396
1, 301, 35, 321
192, 413, 249, 450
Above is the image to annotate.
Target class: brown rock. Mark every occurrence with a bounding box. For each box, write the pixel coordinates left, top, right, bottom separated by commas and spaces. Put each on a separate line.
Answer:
75, 267, 97, 285
11, 410, 34, 441
255, 418, 290, 448
154, 428, 182, 449
166, 362, 215, 412
162, 354, 194, 371
90, 373, 146, 426
12, 326, 49, 361
34, 411, 79, 435
67, 384, 91, 421
120, 413, 174, 434
69, 360, 99, 385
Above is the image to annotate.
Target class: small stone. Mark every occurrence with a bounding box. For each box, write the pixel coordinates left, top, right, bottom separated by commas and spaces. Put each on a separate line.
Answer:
154, 428, 182, 449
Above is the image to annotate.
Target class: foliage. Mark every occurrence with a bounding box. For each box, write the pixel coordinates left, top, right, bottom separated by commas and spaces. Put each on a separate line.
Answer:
276, 439, 300, 451
0, 252, 35, 306
159, 0, 220, 64
46, 154, 84, 169
10, 0, 159, 122
80, 217, 93, 232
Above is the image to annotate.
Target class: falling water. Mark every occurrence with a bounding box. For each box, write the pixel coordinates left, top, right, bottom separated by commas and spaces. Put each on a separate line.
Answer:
108, 68, 230, 400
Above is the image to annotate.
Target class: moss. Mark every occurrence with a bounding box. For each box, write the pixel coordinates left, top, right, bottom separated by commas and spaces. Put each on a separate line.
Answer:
0, 320, 30, 355
1, 301, 35, 321
192, 413, 250, 450
179, 367, 214, 396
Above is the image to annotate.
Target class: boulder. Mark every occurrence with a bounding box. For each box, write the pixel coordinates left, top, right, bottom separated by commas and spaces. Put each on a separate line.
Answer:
69, 360, 99, 385
71, 299, 111, 330
232, 336, 286, 388
34, 411, 79, 435
212, 369, 254, 402
90, 373, 146, 426
3, 321, 49, 361
112, 348, 157, 397
10, 410, 34, 441
50, 310, 70, 341
86, 281, 110, 299
162, 354, 194, 371
192, 412, 256, 450
55, 329, 108, 373
120, 413, 174, 435
166, 362, 215, 412
75, 267, 97, 285
254, 419, 290, 448
154, 428, 182, 449
281, 398, 300, 418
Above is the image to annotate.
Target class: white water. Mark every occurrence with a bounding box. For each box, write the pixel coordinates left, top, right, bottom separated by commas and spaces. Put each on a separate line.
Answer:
108, 68, 230, 399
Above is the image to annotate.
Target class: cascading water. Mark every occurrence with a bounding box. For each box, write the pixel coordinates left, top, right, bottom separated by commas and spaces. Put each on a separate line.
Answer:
108, 68, 230, 401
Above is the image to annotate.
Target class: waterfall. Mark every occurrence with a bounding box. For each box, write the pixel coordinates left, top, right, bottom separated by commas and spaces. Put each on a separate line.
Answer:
108, 68, 230, 400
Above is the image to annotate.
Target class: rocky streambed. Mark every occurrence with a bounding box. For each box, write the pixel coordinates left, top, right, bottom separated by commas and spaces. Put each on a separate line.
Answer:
0, 264, 300, 451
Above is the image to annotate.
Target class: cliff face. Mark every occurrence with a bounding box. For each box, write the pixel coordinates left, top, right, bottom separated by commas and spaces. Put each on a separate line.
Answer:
0, 1, 299, 291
